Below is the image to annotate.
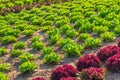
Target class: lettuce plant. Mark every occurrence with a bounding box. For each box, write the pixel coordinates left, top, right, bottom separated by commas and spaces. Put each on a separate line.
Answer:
60, 25, 72, 34
19, 61, 37, 73
23, 29, 34, 36
43, 52, 61, 64
79, 22, 93, 33
114, 26, 120, 36
49, 34, 60, 44
93, 26, 108, 35
76, 54, 101, 71
40, 26, 53, 32
78, 33, 91, 41
100, 32, 115, 42
41, 46, 53, 56
11, 49, 23, 57
85, 38, 102, 48
13, 41, 26, 49
31, 18, 43, 25
0, 72, 9, 80
62, 42, 84, 57
105, 53, 120, 72
70, 15, 82, 23
5, 29, 20, 37
0, 47, 7, 56
55, 20, 68, 28
97, 45, 120, 61
31, 41, 44, 51
51, 64, 78, 80
1, 36, 17, 45
0, 63, 12, 72
66, 29, 78, 38
15, 24, 27, 31
82, 67, 106, 80
30, 36, 41, 43
56, 38, 73, 48
19, 52, 36, 64
41, 20, 53, 26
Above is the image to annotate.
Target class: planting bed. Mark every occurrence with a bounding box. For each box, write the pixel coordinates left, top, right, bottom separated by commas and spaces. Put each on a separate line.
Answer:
0, 0, 120, 80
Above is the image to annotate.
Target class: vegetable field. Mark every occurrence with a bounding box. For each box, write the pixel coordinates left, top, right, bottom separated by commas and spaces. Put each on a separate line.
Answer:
0, 0, 120, 80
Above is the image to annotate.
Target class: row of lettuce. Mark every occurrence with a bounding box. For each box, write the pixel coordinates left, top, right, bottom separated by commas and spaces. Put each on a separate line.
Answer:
1, 40, 120, 80
0, 0, 71, 13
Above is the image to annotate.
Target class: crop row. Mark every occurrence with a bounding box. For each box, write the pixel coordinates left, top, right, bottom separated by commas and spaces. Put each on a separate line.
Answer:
0, 0, 71, 14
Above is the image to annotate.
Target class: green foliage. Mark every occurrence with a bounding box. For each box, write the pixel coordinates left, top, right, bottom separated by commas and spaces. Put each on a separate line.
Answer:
66, 29, 78, 38
19, 61, 37, 73
58, 9, 69, 16
15, 1, 24, 6
19, 52, 36, 64
31, 18, 43, 25
47, 29, 60, 44
0, 72, 9, 80
1, 36, 17, 45
93, 26, 108, 35
79, 21, 93, 33
23, 29, 34, 36
56, 38, 72, 48
11, 49, 23, 57
84, 11, 96, 18
13, 41, 26, 49
60, 25, 72, 34
30, 36, 41, 43
0, 63, 12, 72
31, 41, 44, 51
100, 32, 115, 42
15, 24, 27, 31
41, 20, 53, 26
49, 34, 60, 44
62, 42, 84, 57
0, 47, 7, 56
85, 37, 102, 48
43, 52, 61, 64
78, 33, 91, 41
55, 20, 68, 28
41, 46, 53, 56
40, 26, 53, 32
114, 26, 120, 36
74, 20, 83, 28
70, 15, 82, 23
5, 29, 20, 37
5, 2, 14, 8
55, 16, 69, 27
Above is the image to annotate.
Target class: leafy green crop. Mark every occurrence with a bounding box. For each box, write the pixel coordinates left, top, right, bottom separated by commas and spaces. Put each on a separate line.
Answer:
43, 52, 61, 64
100, 32, 115, 42
19, 61, 37, 73
85, 38, 102, 48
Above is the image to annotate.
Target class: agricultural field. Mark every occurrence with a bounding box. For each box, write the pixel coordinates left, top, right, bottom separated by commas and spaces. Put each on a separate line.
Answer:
0, 0, 120, 80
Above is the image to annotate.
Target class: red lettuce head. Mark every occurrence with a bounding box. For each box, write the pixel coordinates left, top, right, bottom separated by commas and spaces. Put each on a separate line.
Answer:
32, 77, 45, 80
105, 53, 120, 72
61, 77, 78, 80
76, 54, 101, 71
82, 67, 106, 80
97, 45, 120, 61
51, 64, 78, 80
